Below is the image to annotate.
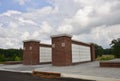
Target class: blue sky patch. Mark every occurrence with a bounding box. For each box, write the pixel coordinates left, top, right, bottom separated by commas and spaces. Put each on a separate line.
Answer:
0, 0, 53, 13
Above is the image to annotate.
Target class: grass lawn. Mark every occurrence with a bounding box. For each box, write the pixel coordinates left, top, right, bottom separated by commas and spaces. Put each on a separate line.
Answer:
0, 62, 4, 64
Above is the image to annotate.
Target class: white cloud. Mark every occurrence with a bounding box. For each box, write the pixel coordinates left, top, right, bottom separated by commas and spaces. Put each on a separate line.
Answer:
57, 24, 73, 34
74, 6, 93, 26
21, 32, 30, 40
23, 6, 56, 19
0, 10, 21, 16
39, 21, 52, 34
73, 24, 120, 48
15, 0, 31, 5
18, 17, 37, 25
9, 22, 18, 28
0, 0, 120, 48
56, 0, 120, 34
6, 39, 14, 47
32, 31, 40, 39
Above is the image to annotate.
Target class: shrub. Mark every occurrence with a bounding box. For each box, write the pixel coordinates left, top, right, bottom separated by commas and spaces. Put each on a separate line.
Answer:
96, 55, 115, 61
14, 56, 22, 61
0, 54, 5, 62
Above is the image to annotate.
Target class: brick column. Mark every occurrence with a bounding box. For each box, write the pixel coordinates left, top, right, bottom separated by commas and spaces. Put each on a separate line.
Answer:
90, 44, 95, 61
51, 34, 72, 66
23, 40, 40, 65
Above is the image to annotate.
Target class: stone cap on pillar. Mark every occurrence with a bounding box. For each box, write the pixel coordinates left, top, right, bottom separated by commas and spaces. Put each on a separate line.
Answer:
23, 39, 40, 43
51, 34, 72, 38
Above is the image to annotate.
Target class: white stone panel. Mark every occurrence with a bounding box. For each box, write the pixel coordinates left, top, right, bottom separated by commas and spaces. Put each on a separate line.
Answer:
40, 47, 52, 62
72, 44, 91, 63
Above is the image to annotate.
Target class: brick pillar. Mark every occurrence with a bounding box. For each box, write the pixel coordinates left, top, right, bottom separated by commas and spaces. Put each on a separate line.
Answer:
51, 34, 72, 66
23, 40, 40, 65
90, 44, 95, 61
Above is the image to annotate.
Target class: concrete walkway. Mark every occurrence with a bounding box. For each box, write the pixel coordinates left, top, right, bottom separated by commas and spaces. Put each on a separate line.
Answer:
0, 60, 120, 81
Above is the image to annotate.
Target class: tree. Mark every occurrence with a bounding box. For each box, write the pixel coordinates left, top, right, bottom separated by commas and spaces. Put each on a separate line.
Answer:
110, 38, 120, 58
93, 43, 104, 58
0, 54, 5, 62
0, 48, 23, 61
103, 48, 112, 55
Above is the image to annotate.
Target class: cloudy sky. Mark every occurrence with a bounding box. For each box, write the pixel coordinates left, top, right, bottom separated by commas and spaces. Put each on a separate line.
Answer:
0, 0, 120, 49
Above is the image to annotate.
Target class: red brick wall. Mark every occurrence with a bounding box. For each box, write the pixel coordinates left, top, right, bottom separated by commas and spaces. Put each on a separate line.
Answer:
100, 62, 120, 67
72, 40, 91, 47
51, 35, 72, 66
23, 40, 40, 65
90, 44, 96, 61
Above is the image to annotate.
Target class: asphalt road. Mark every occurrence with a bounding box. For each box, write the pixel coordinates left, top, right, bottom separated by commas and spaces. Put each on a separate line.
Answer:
0, 70, 94, 81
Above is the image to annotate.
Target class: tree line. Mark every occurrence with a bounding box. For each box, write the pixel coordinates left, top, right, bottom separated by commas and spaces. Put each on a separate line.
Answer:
0, 48, 23, 62
0, 38, 119, 62
94, 38, 120, 58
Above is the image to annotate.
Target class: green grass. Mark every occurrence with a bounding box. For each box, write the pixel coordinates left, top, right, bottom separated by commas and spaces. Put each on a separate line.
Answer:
0, 62, 4, 64
96, 55, 115, 61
